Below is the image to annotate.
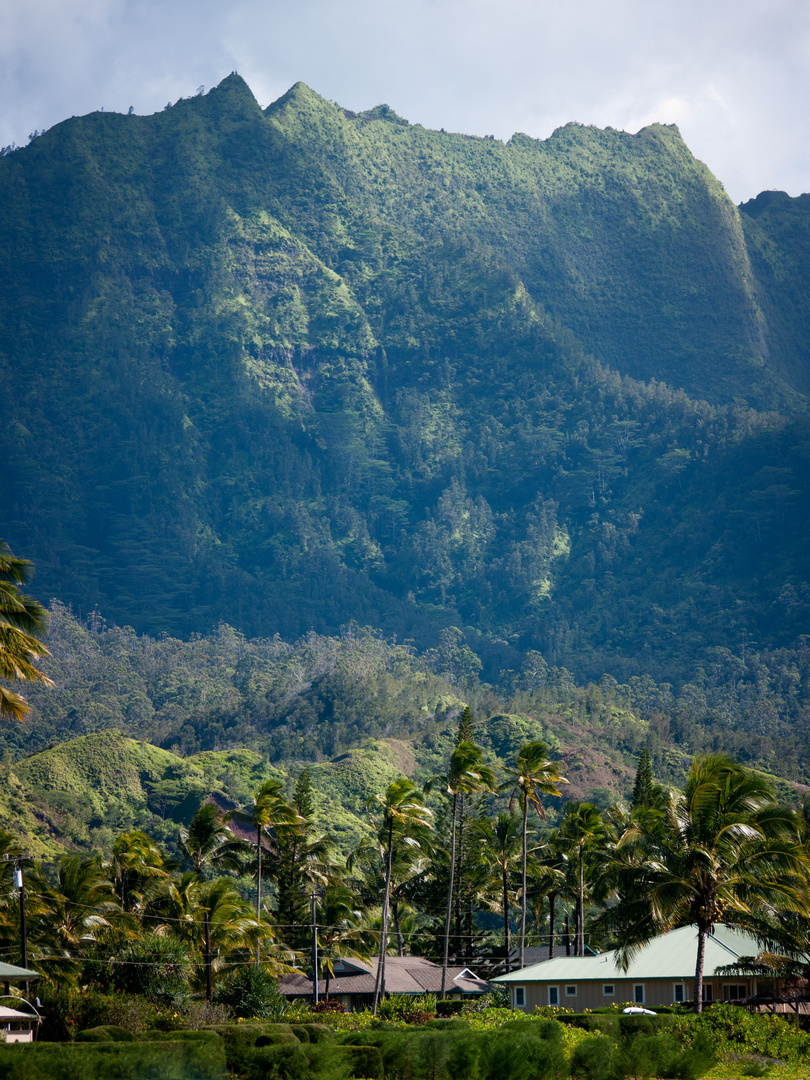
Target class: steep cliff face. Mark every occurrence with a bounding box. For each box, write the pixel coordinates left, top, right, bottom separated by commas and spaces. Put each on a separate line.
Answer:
1, 75, 808, 683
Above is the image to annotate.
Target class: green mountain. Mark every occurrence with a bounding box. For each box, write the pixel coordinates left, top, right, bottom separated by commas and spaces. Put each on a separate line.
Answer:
1, 73, 809, 696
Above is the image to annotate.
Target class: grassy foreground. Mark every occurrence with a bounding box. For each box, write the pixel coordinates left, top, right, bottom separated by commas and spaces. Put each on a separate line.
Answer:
8, 1001, 810, 1079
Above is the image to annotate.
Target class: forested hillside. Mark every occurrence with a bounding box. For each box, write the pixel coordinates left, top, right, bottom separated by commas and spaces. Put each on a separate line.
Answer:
1, 74, 809, 732
2, 602, 808, 857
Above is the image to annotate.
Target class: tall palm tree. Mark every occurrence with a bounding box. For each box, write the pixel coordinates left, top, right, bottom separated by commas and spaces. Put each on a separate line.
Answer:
472, 813, 522, 971
611, 755, 810, 1011
108, 830, 169, 916
226, 780, 302, 967
0, 541, 53, 721
316, 884, 371, 1001
503, 741, 567, 970
348, 838, 429, 958
432, 741, 496, 998
559, 802, 611, 956
160, 873, 261, 1000
366, 777, 433, 1013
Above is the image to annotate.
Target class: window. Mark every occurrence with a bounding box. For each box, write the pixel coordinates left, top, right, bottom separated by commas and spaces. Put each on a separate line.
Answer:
514, 986, 526, 1008
565, 985, 577, 998
673, 984, 685, 1003
603, 984, 615, 997
633, 984, 645, 1004
702, 985, 713, 1004
548, 986, 559, 1006
724, 984, 747, 1001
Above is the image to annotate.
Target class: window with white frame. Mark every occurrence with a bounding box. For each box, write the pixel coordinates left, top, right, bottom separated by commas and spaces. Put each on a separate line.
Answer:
548, 986, 559, 1006
603, 984, 615, 997
565, 985, 577, 998
633, 984, 645, 1004
673, 983, 685, 1003
702, 985, 713, 1004
514, 986, 526, 1008
724, 984, 747, 1001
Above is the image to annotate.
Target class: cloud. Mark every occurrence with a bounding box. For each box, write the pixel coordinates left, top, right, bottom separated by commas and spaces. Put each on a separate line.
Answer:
0, 0, 808, 201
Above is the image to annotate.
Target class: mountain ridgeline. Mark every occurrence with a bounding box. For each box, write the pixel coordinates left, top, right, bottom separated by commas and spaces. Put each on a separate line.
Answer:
1, 74, 809, 693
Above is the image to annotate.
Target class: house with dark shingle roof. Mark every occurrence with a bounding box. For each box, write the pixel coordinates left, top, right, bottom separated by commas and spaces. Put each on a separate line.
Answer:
279, 955, 491, 1011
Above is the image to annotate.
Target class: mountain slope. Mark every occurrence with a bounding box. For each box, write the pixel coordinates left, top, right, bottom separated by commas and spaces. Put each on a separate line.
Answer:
0, 75, 808, 689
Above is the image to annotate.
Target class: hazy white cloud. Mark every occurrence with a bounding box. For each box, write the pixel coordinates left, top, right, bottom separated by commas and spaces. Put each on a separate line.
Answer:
0, 0, 808, 201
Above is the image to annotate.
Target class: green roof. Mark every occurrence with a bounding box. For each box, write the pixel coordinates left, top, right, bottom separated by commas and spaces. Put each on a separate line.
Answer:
0, 961, 39, 980
493, 925, 764, 983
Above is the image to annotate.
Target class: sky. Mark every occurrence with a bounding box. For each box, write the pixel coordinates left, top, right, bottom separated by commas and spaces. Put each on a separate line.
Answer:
1, 0, 809, 204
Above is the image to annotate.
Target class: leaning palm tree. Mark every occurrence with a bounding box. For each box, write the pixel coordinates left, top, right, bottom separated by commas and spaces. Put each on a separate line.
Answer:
226, 780, 303, 968
366, 777, 433, 1013
108, 830, 169, 916
178, 802, 247, 878
611, 755, 810, 1011
503, 742, 568, 970
0, 541, 53, 721
430, 741, 496, 998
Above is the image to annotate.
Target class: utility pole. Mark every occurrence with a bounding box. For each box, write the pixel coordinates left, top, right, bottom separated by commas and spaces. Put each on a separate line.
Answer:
4, 854, 30, 995
311, 892, 319, 1006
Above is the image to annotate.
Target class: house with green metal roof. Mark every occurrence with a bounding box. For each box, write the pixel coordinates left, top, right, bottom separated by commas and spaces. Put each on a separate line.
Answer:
0, 961, 39, 994
493, 925, 763, 1011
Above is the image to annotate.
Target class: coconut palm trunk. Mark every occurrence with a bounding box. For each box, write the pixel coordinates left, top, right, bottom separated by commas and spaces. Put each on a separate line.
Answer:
694, 920, 707, 1012
373, 817, 395, 1014
502, 863, 511, 972
520, 791, 529, 970
204, 911, 213, 1002
441, 791, 459, 1000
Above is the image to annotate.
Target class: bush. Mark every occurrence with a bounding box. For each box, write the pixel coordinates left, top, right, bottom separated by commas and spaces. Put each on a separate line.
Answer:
558, 1014, 620, 1038
244, 1043, 310, 1080
684, 1003, 810, 1066
75, 1025, 135, 1043
255, 1033, 301, 1047
462, 988, 510, 1014
141, 1030, 223, 1044
570, 1029, 717, 1080
301, 1023, 338, 1043
485, 1027, 567, 1080
205, 1023, 298, 1074
0, 1041, 227, 1079
427, 1018, 471, 1032
336, 1044, 384, 1079
377, 993, 437, 1023
37, 990, 156, 1040
85, 935, 193, 1006
437, 999, 465, 1017
571, 1034, 622, 1080
213, 966, 288, 1019
617, 1014, 674, 1038
312, 999, 346, 1014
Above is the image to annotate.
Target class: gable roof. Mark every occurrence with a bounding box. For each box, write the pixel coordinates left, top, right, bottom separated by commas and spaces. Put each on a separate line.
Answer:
494, 925, 764, 984
280, 954, 490, 996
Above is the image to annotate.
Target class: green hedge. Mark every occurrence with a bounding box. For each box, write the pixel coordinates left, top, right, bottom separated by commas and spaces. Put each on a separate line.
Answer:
204, 1023, 300, 1073
337, 1016, 564, 1080
558, 1012, 674, 1039
300, 1023, 337, 1043
140, 1029, 223, 1044
0, 1042, 226, 1080
74, 1026, 136, 1043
